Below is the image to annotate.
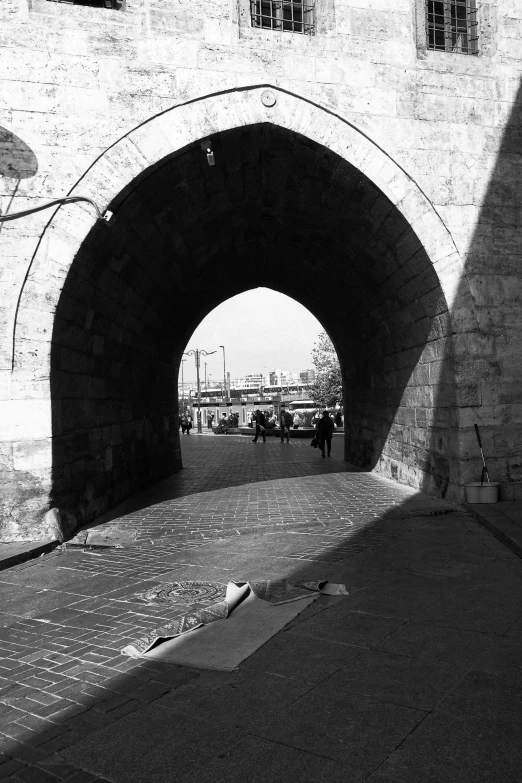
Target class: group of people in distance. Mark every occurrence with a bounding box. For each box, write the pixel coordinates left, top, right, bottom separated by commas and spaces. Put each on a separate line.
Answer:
180, 405, 340, 457
251, 405, 335, 458
179, 412, 193, 434
215, 411, 239, 433
180, 411, 238, 435
251, 404, 292, 443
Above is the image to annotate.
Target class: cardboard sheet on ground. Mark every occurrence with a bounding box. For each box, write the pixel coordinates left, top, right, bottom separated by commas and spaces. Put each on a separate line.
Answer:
142, 588, 317, 670
122, 579, 347, 667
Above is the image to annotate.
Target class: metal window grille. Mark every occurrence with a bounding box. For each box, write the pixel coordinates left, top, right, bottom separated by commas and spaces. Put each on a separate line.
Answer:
426, 0, 478, 55
250, 1, 315, 34
46, 0, 125, 9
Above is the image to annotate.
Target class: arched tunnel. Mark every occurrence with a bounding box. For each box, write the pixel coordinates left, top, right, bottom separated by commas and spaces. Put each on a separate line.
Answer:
50, 123, 456, 527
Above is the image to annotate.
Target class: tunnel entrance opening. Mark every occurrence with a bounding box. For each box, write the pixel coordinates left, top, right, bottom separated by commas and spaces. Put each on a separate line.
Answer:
178, 288, 336, 434
48, 121, 455, 531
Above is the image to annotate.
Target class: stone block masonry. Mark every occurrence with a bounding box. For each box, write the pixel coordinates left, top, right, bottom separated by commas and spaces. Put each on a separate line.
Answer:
0, 0, 521, 538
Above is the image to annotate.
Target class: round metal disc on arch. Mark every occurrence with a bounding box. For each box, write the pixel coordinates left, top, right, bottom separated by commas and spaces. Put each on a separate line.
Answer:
10, 86, 471, 538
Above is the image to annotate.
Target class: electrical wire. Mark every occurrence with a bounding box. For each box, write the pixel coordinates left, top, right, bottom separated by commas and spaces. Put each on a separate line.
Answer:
0, 196, 104, 223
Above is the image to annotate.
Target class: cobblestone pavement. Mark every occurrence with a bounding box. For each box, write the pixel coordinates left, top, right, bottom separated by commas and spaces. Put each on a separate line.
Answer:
0, 435, 521, 782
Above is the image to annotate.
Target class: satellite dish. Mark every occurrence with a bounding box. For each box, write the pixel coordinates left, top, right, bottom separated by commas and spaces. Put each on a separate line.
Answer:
0, 127, 38, 179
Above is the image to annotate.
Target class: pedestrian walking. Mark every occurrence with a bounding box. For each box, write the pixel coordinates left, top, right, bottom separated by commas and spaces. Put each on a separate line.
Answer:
316, 409, 334, 457
252, 409, 267, 443
279, 405, 292, 443
181, 413, 192, 435
293, 411, 301, 429
207, 412, 214, 430
335, 409, 343, 428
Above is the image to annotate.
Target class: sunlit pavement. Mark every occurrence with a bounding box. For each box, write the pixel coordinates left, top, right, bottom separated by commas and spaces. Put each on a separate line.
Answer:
0, 436, 521, 782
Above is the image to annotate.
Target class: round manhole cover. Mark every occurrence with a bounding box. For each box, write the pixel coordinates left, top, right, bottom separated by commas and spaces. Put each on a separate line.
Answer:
137, 581, 227, 605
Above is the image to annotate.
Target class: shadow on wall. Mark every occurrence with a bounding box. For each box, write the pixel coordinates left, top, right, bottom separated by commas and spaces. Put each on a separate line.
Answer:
425, 80, 522, 501
49, 252, 180, 531
0, 127, 39, 232
0, 127, 38, 180
338, 223, 456, 501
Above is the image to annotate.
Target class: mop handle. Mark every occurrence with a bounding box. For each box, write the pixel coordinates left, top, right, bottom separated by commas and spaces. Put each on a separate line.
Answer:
474, 424, 490, 483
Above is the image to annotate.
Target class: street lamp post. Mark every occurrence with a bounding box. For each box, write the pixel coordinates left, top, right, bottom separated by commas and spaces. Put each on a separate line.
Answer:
219, 345, 226, 404
183, 348, 216, 433
180, 358, 186, 415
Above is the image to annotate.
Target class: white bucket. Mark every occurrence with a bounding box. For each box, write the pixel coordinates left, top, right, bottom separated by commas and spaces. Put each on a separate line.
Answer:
465, 482, 499, 504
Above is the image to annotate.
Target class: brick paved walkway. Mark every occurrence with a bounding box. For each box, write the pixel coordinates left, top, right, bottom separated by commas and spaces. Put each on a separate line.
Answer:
0, 435, 521, 782
75, 435, 426, 549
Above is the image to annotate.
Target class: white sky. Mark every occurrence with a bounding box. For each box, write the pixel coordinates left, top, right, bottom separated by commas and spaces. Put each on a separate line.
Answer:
180, 287, 323, 386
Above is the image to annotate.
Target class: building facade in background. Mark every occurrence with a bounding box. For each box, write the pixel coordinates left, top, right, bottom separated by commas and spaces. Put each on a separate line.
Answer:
0, 0, 521, 540
299, 369, 316, 384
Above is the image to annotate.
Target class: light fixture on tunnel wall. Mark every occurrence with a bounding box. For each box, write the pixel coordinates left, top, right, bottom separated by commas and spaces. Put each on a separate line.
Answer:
200, 139, 215, 167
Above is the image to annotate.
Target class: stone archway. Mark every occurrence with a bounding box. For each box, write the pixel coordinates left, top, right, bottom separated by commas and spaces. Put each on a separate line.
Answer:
5, 86, 471, 541
15, 85, 464, 333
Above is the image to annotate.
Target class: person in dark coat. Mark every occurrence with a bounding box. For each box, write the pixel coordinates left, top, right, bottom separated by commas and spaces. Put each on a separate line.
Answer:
316, 409, 334, 457
181, 412, 192, 435
252, 409, 267, 443
279, 405, 292, 443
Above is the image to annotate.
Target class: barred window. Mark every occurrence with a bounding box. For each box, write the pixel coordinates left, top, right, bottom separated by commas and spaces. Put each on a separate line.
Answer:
46, 0, 125, 9
250, 1, 315, 34
426, 0, 478, 54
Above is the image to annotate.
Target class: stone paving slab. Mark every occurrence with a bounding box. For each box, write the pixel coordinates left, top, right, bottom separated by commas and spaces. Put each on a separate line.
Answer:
465, 499, 522, 558
175, 734, 349, 783
0, 436, 520, 781
372, 711, 522, 782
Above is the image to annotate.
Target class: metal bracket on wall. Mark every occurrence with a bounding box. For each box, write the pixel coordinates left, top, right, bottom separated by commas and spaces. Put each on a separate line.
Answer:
0, 196, 111, 224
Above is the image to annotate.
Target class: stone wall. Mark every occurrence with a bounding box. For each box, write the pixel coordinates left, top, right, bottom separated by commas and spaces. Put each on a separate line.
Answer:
50, 227, 180, 528
1, 0, 522, 538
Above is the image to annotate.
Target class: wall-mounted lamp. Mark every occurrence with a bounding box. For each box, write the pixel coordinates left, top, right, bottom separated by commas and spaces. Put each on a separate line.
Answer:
200, 139, 215, 167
